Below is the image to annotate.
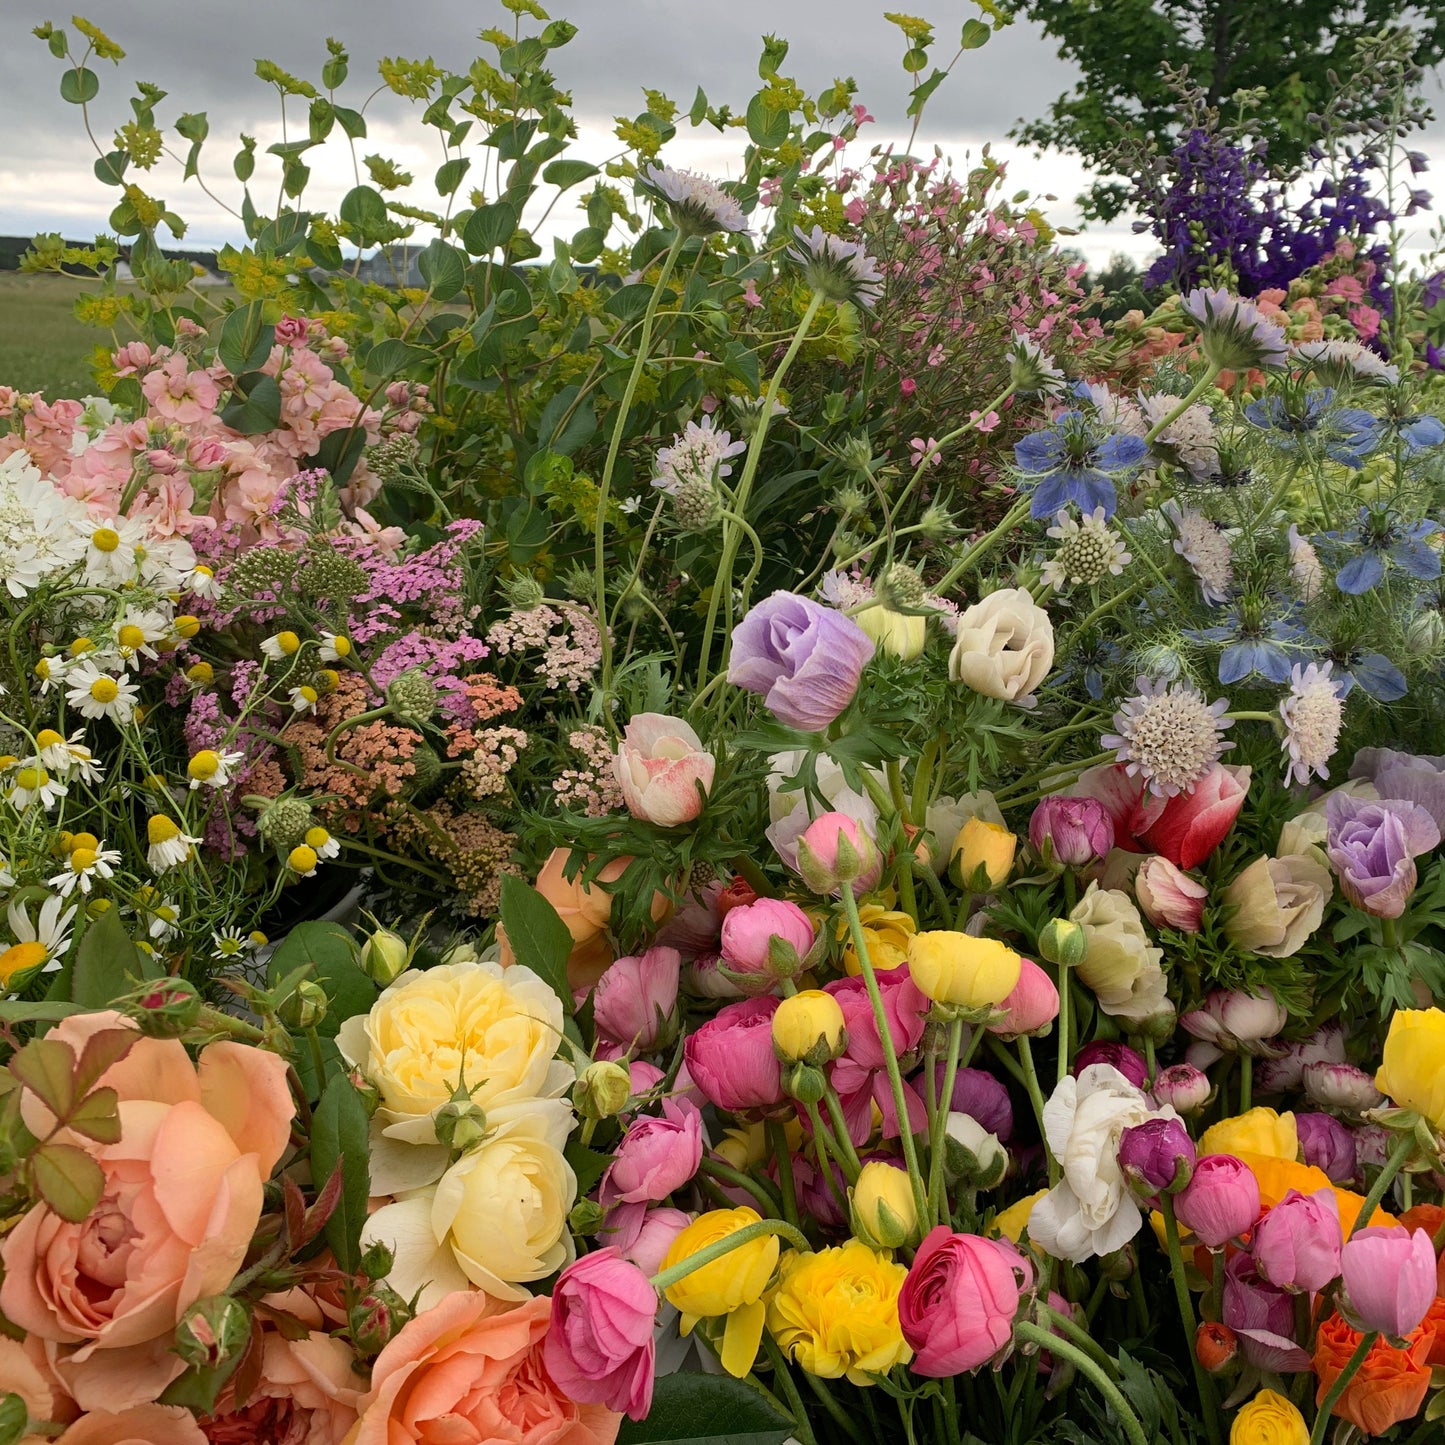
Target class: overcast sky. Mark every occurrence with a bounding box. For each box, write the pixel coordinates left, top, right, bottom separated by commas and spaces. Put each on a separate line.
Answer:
2, 1, 1442, 271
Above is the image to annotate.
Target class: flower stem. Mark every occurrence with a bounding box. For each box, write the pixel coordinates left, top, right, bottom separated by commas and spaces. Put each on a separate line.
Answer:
767, 1119, 800, 1228
1017, 1037, 1058, 1184
1350, 1130, 1413, 1238
935, 495, 1034, 595
1014, 1323, 1150, 1445
1160, 1194, 1226, 1445
1310, 1330, 1378, 1445
1239, 1053, 1252, 1114
1055, 961, 1072, 1090
649, 1217, 811, 1293
927, 1017, 965, 1226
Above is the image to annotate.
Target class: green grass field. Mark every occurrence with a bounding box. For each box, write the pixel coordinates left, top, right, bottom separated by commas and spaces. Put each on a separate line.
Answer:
0, 273, 105, 399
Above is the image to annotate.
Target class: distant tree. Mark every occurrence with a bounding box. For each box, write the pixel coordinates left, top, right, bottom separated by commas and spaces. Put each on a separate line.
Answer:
1003, 0, 1444, 217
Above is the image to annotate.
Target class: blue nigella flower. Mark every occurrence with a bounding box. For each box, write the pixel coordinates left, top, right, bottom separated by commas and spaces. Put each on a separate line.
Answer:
1245, 386, 1380, 468
1319, 509, 1441, 594
1328, 647, 1408, 702
1185, 602, 1311, 685
1013, 410, 1147, 520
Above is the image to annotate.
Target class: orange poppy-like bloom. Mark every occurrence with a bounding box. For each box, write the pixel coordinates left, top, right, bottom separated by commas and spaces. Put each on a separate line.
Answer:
1420, 1297, 1445, 1368
1312, 1313, 1434, 1436
1397, 1204, 1445, 1296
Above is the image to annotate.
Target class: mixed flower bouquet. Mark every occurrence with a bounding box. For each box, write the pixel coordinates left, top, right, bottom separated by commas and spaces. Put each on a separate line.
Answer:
4, 6, 1445, 1445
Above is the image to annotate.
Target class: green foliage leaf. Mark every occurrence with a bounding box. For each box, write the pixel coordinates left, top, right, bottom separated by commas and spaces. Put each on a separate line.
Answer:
71, 904, 156, 1008
66, 1087, 122, 1145
604, 283, 655, 323
158, 1353, 245, 1413
435, 156, 471, 196
220, 373, 283, 435
744, 92, 790, 148
32, 1142, 105, 1223
418, 238, 466, 299
9, 1038, 76, 1118
311, 1072, 371, 1274
266, 922, 376, 1035
462, 201, 518, 255
564, 1138, 611, 1197
217, 300, 275, 375
94, 150, 128, 186
616, 1374, 793, 1445
0, 1001, 87, 1024
960, 18, 991, 49
333, 105, 367, 140
60, 67, 99, 104
73, 1028, 137, 1096
339, 183, 388, 231
367, 338, 434, 378
499, 874, 573, 1013
536, 386, 596, 456
542, 159, 600, 190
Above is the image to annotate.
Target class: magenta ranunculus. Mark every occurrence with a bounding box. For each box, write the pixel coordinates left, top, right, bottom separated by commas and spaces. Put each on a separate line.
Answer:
1029, 795, 1114, 867
1140, 763, 1251, 870
826, 966, 930, 1145
987, 959, 1060, 1040
543, 1247, 658, 1420
613, 713, 715, 827
592, 946, 681, 1051
727, 590, 875, 731
1118, 1117, 1196, 1196
1340, 1226, 1438, 1336
1072, 1041, 1148, 1090
1325, 793, 1441, 919
1151, 1063, 1212, 1114
600, 1099, 704, 1207
1251, 1188, 1343, 1293
935, 1065, 1014, 1141
718, 897, 816, 988
1175, 1154, 1261, 1248
683, 997, 784, 1112
1222, 1252, 1311, 1373
1295, 1112, 1358, 1184
899, 1227, 1033, 1376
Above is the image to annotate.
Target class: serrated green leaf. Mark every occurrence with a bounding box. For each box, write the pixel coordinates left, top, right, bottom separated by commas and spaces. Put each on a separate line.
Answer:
32, 1142, 104, 1223
9, 1038, 76, 1118
66, 1087, 121, 1145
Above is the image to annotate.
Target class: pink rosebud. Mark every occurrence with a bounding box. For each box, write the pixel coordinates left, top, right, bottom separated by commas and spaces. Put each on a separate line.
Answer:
273, 315, 312, 346
1029, 795, 1114, 867
543, 1247, 658, 1420
592, 946, 681, 1051
899, 1228, 1033, 1376
797, 811, 882, 895
1341, 1227, 1437, 1337
987, 958, 1059, 1040
1134, 855, 1207, 932
1175, 1154, 1261, 1248
1151, 1063, 1212, 1114
718, 897, 816, 991
1139, 763, 1250, 870
600, 1099, 704, 1207
1072, 1041, 1148, 1090
1296, 1112, 1357, 1184
1302, 1061, 1385, 1113
1252, 1188, 1343, 1292
683, 997, 784, 1112
613, 713, 715, 827
1118, 1117, 1196, 1197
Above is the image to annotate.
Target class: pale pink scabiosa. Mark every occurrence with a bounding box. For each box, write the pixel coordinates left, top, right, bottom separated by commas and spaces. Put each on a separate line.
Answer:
651, 416, 747, 528
1180, 287, 1289, 372
1286, 524, 1323, 601
1102, 677, 1234, 798
1292, 338, 1399, 388
1040, 507, 1130, 590
1138, 393, 1218, 479
1007, 332, 1067, 397
642, 163, 748, 236
788, 225, 883, 307
1279, 662, 1344, 787
1163, 500, 1235, 604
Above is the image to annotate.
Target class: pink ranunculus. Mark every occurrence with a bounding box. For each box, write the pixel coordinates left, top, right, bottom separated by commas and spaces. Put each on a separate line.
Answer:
349, 1292, 619, 1445
718, 897, 816, 990
826, 965, 929, 1074
1252, 1188, 1343, 1293
1029, 795, 1114, 867
1139, 764, 1250, 870
1222, 1252, 1311, 1373
987, 958, 1059, 1039
1150, 1063, 1212, 1114
683, 998, 784, 1113
1254, 1023, 1345, 1093
1341, 1227, 1437, 1337
0, 1012, 293, 1411
899, 1227, 1033, 1376
599, 1099, 704, 1207
592, 946, 681, 1051
1180, 989, 1288, 1050
613, 714, 715, 827
797, 811, 882, 895
1174, 1154, 1261, 1248
1134, 855, 1208, 932
614, 1207, 692, 1277
1066, 764, 1168, 852
544, 1248, 658, 1421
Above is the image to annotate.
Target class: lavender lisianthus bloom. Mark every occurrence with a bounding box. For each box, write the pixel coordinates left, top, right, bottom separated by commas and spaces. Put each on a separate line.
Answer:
1325, 792, 1441, 919
728, 591, 875, 731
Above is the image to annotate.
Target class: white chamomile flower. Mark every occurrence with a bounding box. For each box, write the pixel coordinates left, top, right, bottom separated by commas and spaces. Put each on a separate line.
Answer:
146, 814, 201, 871
78, 515, 147, 585
34, 728, 105, 783
303, 824, 341, 861
65, 662, 139, 723
144, 896, 182, 942
211, 926, 259, 961
50, 842, 121, 897
113, 607, 170, 669
33, 656, 68, 694
0, 855, 14, 889
289, 684, 319, 714
261, 630, 303, 662
186, 748, 245, 791
138, 535, 197, 591
1, 895, 78, 982
318, 633, 353, 663
184, 564, 222, 600
7, 764, 67, 811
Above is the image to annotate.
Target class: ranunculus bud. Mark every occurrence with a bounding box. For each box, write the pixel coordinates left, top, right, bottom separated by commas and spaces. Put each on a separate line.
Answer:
781, 1061, 828, 1104
434, 1096, 489, 1152
1251, 1187, 1343, 1293
1151, 1063, 1212, 1114
719, 897, 816, 992
574, 1060, 634, 1121
950, 817, 1018, 890
1072, 1041, 1148, 1089
128, 977, 203, 1036
851, 1160, 920, 1248
1296, 1112, 1358, 1183
278, 978, 329, 1030
569, 1198, 607, 1236
175, 1294, 250, 1368
1174, 1154, 1261, 1248
349, 1286, 408, 1354
1134, 856, 1207, 932
987, 958, 1060, 1039
1180, 989, 1288, 1054
1302, 1061, 1385, 1113
797, 811, 882, 895
906, 931, 1022, 1014
772, 989, 847, 1066
1036, 917, 1088, 968
943, 1111, 1008, 1189
1194, 1321, 1238, 1374
1029, 795, 1114, 868
1340, 1226, 1437, 1337
361, 927, 412, 985
1118, 1118, 1196, 1198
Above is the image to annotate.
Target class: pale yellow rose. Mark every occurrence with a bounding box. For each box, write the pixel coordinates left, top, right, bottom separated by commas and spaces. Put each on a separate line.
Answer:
947, 588, 1054, 702
1223, 855, 1331, 958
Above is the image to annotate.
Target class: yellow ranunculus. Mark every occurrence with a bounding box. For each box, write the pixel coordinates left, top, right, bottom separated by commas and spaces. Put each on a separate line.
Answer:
854, 604, 927, 660
839, 904, 916, 975
906, 930, 1022, 1010
765, 1242, 912, 1384
990, 1188, 1048, 1244
772, 989, 847, 1064
663, 1207, 781, 1378
1229, 1388, 1308, 1445
850, 1160, 919, 1249
1375, 1007, 1445, 1129
950, 816, 1018, 889
1199, 1107, 1298, 1162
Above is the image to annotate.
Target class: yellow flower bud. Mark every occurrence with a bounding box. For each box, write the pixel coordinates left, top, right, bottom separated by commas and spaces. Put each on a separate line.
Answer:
850, 1160, 919, 1249
950, 816, 1017, 890
173, 615, 201, 639
905, 931, 1022, 1011
854, 604, 927, 660
772, 989, 847, 1065
1375, 1007, 1445, 1130
573, 1060, 633, 1120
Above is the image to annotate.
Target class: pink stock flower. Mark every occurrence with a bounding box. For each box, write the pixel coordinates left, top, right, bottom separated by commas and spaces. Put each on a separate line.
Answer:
683, 997, 784, 1113
1252, 1189, 1343, 1293
1134, 856, 1207, 932
1341, 1227, 1437, 1337
987, 958, 1060, 1039
613, 714, 715, 827
1175, 1154, 1261, 1248
274, 316, 312, 346
599, 1099, 704, 1208
592, 946, 681, 1051
141, 353, 220, 426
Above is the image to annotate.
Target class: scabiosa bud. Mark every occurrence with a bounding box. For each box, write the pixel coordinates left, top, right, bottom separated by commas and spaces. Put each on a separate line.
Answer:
670, 476, 723, 532
386, 667, 438, 724
1118, 1118, 1196, 1198
255, 795, 314, 850
788, 224, 883, 306
499, 571, 546, 612
175, 1295, 250, 1368
1151, 1063, 1212, 1114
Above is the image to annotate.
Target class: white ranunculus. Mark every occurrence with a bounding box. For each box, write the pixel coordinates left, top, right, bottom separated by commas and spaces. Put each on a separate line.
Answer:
1028, 1064, 1179, 1263
947, 588, 1054, 702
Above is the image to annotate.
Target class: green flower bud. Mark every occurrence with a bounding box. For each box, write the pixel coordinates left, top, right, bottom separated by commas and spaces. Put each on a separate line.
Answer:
434, 1098, 489, 1152
175, 1295, 251, 1369
358, 1240, 395, 1281
128, 978, 203, 1037
350, 1286, 408, 1354
1037, 917, 1088, 969
573, 1060, 633, 1121
386, 667, 438, 725
569, 1198, 607, 1236
278, 979, 329, 1031
361, 928, 412, 986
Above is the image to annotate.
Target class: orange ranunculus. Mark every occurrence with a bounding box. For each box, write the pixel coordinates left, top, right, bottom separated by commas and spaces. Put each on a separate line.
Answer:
0, 1012, 293, 1412
1312, 1313, 1433, 1437
1398, 1204, 1445, 1295
53, 1405, 209, 1444
348, 1290, 620, 1445
1236, 1152, 1395, 1235
1421, 1297, 1445, 1367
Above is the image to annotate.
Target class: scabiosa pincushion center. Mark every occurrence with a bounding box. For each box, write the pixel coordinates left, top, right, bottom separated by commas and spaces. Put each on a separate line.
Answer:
1040, 507, 1131, 590
1279, 662, 1345, 786
1103, 678, 1234, 798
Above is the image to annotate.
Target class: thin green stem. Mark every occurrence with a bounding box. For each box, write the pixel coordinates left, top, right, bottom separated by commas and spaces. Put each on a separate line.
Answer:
767, 1119, 800, 1228
927, 1018, 965, 1226
1014, 1323, 1150, 1445
1310, 1330, 1377, 1445
1350, 1131, 1413, 1238
650, 1217, 810, 1293
1143, 365, 1221, 444
1017, 1037, 1058, 1184
1160, 1194, 1225, 1445
1055, 962, 1072, 1090
935, 495, 1034, 595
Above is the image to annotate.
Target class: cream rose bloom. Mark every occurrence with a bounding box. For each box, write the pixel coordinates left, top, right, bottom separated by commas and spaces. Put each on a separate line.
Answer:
1223, 854, 1332, 958
1028, 1064, 1180, 1262
948, 589, 1054, 702
361, 1101, 577, 1308
1069, 882, 1168, 1023
336, 960, 572, 1194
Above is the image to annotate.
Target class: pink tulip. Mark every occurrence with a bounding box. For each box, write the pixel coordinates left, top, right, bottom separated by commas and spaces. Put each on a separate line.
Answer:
1341, 1227, 1437, 1336
1140, 764, 1251, 870
1029, 795, 1114, 866
1134, 856, 1207, 932
592, 946, 681, 1050
899, 1228, 1033, 1376
682, 997, 784, 1112
796, 811, 882, 895
1175, 1154, 1261, 1247
1252, 1188, 1343, 1292
599, 1099, 704, 1207
718, 897, 816, 990
544, 1247, 658, 1420
987, 958, 1060, 1039
614, 713, 715, 827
